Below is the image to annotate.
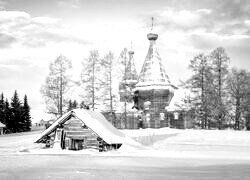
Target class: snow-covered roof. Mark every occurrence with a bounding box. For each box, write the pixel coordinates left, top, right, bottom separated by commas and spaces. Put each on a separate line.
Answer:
166, 88, 190, 111
35, 109, 125, 144
136, 32, 171, 89
122, 50, 138, 81
0, 122, 5, 128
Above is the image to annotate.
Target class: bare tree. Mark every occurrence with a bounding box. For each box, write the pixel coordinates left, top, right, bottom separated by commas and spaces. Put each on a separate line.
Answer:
118, 48, 129, 127
41, 55, 72, 117
227, 68, 249, 130
184, 54, 213, 129
210, 47, 230, 129
80, 50, 102, 111
100, 51, 118, 112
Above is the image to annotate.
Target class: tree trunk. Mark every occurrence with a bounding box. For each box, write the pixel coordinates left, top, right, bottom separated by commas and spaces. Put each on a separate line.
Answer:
92, 60, 95, 111
235, 97, 240, 130
59, 76, 63, 117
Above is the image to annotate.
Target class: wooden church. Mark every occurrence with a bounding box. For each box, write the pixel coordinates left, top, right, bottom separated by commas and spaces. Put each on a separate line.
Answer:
118, 18, 177, 129
35, 109, 124, 151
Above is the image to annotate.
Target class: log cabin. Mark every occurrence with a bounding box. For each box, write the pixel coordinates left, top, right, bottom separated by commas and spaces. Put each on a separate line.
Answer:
35, 109, 124, 151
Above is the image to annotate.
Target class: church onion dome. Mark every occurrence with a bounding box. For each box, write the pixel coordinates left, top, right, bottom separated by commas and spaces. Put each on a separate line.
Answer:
128, 50, 134, 55
147, 33, 158, 41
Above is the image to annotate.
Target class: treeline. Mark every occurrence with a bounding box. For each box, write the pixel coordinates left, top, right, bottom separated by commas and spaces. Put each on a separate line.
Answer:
182, 47, 250, 130
40, 47, 250, 131
0, 90, 31, 133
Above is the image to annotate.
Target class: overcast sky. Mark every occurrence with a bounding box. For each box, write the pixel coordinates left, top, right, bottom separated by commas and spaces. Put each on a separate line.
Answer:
0, 0, 250, 121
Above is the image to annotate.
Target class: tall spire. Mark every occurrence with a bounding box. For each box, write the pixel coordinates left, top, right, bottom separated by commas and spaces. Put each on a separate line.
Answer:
119, 43, 138, 103
151, 17, 154, 31
123, 43, 138, 81
136, 18, 171, 89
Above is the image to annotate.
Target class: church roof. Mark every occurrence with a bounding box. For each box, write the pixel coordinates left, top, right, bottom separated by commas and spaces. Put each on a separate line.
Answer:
135, 32, 173, 91
123, 50, 138, 81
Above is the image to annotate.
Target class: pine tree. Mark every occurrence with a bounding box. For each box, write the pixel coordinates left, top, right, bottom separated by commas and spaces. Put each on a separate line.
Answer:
67, 100, 73, 111
4, 98, 11, 133
0, 93, 5, 125
80, 100, 89, 109
10, 90, 23, 133
22, 95, 31, 131
67, 100, 78, 111
72, 100, 78, 109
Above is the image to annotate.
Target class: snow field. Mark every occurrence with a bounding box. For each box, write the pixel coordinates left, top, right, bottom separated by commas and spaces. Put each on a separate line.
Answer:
1, 128, 250, 160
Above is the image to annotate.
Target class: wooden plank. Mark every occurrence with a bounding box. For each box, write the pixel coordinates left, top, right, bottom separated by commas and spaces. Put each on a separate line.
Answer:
65, 131, 96, 136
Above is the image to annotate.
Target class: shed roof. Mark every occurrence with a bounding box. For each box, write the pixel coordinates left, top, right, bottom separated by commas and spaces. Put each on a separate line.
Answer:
35, 109, 125, 144
0, 122, 5, 128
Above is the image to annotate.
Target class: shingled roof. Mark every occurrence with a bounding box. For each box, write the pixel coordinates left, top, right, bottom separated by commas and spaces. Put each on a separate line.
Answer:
135, 32, 175, 91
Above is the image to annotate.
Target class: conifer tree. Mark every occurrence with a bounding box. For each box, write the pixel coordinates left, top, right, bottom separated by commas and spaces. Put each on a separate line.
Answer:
10, 90, 23, 132
67, 99, 73, 111
67, 100, 78, 111
80, 100, 89, 109
0, 93, 5, 125
22, 95, 31, 131
4, 98, 11, 133
72, 100, 78, 109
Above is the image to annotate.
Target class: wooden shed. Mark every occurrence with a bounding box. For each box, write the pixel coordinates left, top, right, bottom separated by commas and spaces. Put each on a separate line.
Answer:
0, 122, 5, 135
35, 109, 124, 151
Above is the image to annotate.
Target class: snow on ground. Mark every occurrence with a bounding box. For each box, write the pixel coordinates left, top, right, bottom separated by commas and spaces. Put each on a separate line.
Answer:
119, 128, 250, 160
0, 130, 44, 154
122, 128, 250, 146
1, 128, 250, 160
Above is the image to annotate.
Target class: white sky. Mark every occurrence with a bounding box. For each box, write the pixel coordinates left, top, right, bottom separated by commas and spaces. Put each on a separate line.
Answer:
0, 0, 250, 122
